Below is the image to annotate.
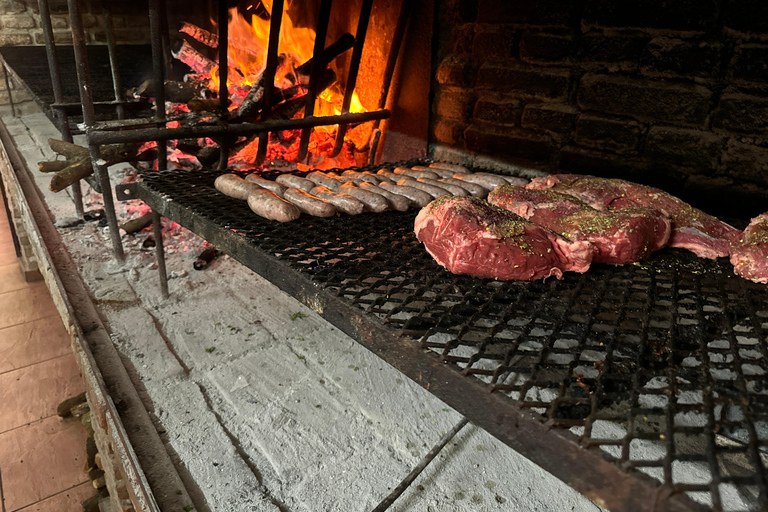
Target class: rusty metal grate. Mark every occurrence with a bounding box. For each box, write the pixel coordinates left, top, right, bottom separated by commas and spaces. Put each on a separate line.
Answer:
137, 163, 768, 512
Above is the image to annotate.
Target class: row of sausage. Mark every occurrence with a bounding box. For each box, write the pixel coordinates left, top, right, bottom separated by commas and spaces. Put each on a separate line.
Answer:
214, 163, 528, 222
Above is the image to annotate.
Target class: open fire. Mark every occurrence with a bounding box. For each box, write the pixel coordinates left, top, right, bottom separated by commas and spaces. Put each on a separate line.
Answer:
165, 2, 370, 170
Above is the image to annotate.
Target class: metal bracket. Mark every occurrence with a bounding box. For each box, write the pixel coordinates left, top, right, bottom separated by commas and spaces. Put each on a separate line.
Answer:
115, 182, 138, 201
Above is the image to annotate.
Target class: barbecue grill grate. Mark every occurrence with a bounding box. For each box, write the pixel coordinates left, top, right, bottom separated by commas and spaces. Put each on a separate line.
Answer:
138, 163, 768, 512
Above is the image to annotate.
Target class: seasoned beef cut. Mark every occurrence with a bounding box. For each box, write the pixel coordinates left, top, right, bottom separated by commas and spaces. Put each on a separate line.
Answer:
730, 213, 768, 284
527, 174, 739, 259
414, 196, 592, 281
488, 186, 671, 264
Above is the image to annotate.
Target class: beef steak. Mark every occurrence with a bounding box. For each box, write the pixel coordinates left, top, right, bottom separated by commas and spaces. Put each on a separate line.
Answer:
414, 196, 592, 281
487, 185, 671, 264
527, 174, 739, 259
730, 213, 768, 284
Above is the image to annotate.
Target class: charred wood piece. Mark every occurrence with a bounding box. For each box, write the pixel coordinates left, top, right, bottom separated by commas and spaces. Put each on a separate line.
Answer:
296, 33, 355, 77
193, 247, 219, 270
41, 139, 156, 193
119, 213, 153, 234
172, 39, 216, 74
136, 79, 210, 103
179, 21, 219, 48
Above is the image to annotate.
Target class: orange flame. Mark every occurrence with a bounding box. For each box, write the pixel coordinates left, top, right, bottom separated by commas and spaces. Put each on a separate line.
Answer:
203, 1, 367, 167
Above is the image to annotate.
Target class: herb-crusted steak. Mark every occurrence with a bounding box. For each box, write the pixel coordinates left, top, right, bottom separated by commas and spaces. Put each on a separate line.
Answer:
527, 174, 739, 259
414, 196, 592, 281
730, 213, 768, 284
487, 186, 672, 264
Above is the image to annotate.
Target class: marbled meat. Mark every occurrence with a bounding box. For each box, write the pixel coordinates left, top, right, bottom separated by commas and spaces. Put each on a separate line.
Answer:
527, 174, 739, 259
414, 196, 592, 281
488, 185, 672, 264
730, 213, 768, 284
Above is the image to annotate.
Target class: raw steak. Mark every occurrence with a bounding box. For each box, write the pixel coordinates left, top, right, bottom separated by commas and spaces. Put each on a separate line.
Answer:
487, 186, 672, 264
527, 174, 739, 259
414, 196, 592, 281
730, 213, 768, 284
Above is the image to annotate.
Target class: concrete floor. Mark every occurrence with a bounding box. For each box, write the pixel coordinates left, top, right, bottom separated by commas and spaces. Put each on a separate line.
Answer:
0, 192, 92, 511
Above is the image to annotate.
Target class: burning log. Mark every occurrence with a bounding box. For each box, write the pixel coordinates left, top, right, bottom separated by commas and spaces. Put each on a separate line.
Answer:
41, 139, 156, 193
136, 79, 210, 104
179, 22, 218, 49
172, 39, 216, 75
235, 33, 353, 120
188, 98, 220, 113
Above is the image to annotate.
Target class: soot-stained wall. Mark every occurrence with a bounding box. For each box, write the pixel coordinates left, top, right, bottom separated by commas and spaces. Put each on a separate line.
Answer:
431, 0, 768, 215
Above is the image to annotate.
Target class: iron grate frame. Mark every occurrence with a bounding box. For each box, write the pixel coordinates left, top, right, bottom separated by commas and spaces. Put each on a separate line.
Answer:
135, 162, 768, 512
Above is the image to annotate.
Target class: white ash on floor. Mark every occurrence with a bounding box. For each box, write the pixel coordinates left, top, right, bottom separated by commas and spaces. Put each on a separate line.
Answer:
1, 106, 606, 512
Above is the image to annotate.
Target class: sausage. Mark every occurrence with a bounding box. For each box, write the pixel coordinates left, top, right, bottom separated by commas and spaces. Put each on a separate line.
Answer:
306, 171, 342, 191
310, 186, 365, 215
247, 189, 301, 222
393, 166, 441, 180
439, 177, 487, 197
215, 174, 263, 201
245, 174, 287, 197
429, 162, 470, 174
378, 181, 433, 208
361, 171, 391, 183
283, 187, 337, 217
339, 182, 390, 212
342, 170, 379, 184
377, 169, 399, 181
424, 167, 458, 179
397, 178, 450, 199
417, 177, 468, 196
275, 174, 316, 192
358, 182, 410, 211
455, 172, 509, 189
411, 165, 445, 179
497, 175, 530, 187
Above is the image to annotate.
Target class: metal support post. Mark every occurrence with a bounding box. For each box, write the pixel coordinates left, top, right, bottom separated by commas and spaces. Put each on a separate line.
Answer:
148, 0, 167, 170
2, 62, 17, 118
67, 0, 124, 261
38, 0, 84, 218
151, 209, 168, 298
101, 0, 125, 120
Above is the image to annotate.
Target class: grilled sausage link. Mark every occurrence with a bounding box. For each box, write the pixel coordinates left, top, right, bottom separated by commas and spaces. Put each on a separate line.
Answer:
393, 166, 441, 180
417, 177, 468, 196
244, 174, 287, 197
429, 162, 470, 174
455, 172, 509, 189
439, 177, 487, 197
247, 189, 301, 222
378, 181, 433, 207
397, 178, 451, 199
215, 174, 262, 201
283, 187, 337, 217
275, 174, 316, 192
358, 182, 410, 211
339, 182, 390, 212
309, 186, 365, 215
306, 171, 342, 191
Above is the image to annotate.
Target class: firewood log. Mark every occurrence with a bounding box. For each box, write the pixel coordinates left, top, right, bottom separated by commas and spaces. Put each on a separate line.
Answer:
41, 139, 156, 193
136, 79, 209, 103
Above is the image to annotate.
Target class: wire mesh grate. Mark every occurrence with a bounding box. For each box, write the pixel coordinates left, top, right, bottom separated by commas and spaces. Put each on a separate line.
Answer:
140, 164, 768, 511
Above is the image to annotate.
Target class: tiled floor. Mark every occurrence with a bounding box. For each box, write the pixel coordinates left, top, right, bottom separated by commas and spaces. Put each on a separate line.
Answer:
0, 197, 91, 510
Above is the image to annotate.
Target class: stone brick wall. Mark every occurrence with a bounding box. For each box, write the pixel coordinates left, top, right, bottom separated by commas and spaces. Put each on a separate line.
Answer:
431, 0, 768, 214
0, 1, 150, 47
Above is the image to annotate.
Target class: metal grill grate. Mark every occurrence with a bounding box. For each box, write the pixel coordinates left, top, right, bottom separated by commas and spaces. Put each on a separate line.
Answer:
138, 163, 768, 512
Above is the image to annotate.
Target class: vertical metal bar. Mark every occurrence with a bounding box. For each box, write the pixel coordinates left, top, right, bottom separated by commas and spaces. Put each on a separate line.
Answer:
255, 0, 285, 164
368, 1, 410, 164
151, 209, 169, 298
38, 0, 84, 218
101, 0, 125, 120
2, 63, 16, 118
217, 0, 229, 114
148, 0, 167, 170
296, 0, 333, 162
216, 0, 230, 169
68, 0, 124, 261
159, 0, 174, 82
329, 0, 373, 158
